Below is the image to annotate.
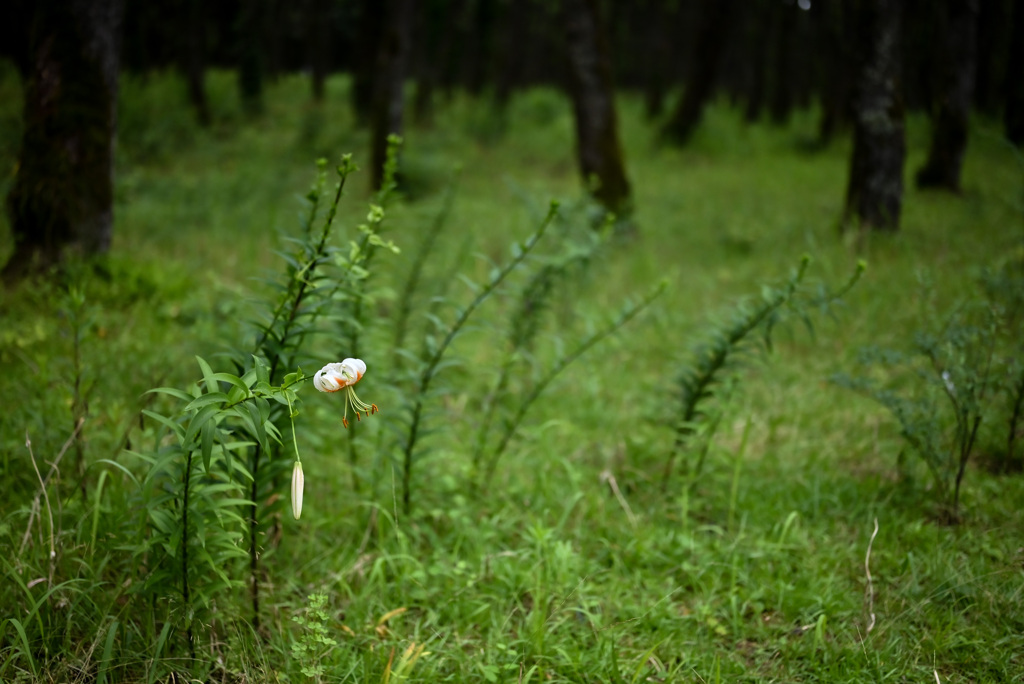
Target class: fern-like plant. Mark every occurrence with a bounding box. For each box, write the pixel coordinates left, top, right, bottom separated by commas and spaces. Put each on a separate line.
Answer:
665, 257, 865, 489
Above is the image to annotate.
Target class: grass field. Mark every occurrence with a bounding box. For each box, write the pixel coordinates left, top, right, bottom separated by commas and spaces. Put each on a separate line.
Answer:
2, 70, 1023, 683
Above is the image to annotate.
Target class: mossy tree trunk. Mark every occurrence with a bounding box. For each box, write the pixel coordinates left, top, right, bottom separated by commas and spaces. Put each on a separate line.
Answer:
3, 0, 124, 284
370, 0, 413, 191
562, 0, 632, 220
842, 0, 905, 233
915, 0, 978, 192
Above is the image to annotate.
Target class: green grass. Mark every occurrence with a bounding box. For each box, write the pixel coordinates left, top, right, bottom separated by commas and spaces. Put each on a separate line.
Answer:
1, 69, 1023, 683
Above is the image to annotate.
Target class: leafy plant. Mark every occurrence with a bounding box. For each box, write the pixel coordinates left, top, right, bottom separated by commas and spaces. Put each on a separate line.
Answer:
665, 256, 865, 490
834, 253, 1024, 519
291, 592, 338, 681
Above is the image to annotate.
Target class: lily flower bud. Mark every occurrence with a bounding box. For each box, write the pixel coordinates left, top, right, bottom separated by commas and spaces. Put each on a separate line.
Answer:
291, 460, 304, 520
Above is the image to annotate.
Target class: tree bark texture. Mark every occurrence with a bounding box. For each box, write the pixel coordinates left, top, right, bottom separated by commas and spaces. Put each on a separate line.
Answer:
3, 0, 124, 283
660, 0, 736, 145
370, 0, 413, 191
843, 0, 905, 232
562, 0, 632, 218
916, 0, 978, 191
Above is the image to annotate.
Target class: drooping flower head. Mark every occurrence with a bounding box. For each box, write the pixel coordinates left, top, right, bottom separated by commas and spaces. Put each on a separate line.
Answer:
314, 358, 378, 427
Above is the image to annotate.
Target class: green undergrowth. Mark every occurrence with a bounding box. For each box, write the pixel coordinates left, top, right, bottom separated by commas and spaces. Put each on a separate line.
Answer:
1, 69, 1022, 682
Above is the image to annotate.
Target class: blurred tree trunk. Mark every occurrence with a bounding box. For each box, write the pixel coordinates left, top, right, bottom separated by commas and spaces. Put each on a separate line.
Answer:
916, 0, 978, 191
642, 0, 676, 120
182, 0, 210, 126
767, 1, 796, 125
493, 0, 528, 115
971, 0, 1004, 115
3, 0, 124, 284
842, 0, 905, 232
1006, 0, 1024, 146
352, 0, 385, 125
562, 0, 632, 220
307, 0, 329, 101
237, 0, 265, 113
741, 0, 772, 124
370, 0, 413, 191
660, 0, 736, 145
817, 0, 853, 143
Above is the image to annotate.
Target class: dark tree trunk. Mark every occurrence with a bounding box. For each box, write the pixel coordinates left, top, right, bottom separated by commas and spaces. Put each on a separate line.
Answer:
182, 0, 210, 126
352, 0, 385, 125
843, 0, 905, 232
370, 0, 413, 191
307, 0, 329, 101
493, 0, 529, 113
817, 0, 854, 143
3, 0, 124, 284
971, 0, 1003, 115
916, 0, 978, 191
458, 0, 495, 96
767, 2, 797, 126
1006, 0, 1024, 146
237, 0, 265, 114
642, 0, 675, 120
660, 0, 736, 145
562, 0, 632, 220
741, 0, 773, 124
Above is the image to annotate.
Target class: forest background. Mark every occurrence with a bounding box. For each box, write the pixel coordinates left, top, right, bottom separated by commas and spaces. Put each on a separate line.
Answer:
1, 1, 1023, 682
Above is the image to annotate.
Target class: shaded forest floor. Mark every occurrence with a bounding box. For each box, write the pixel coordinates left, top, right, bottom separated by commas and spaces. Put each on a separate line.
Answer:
2, 70, 1023, 682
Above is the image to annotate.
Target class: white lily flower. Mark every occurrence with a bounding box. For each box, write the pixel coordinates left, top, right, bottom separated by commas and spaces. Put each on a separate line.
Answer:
313, 358, 378, 427
291, 460, 304, 520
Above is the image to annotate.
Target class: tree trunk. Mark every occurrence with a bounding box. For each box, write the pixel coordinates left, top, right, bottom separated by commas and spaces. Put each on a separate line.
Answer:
916, 0, 978, 191
182, 0, 210, 126
307, 0, 329, 101
817, 0, 854, 144
3, 0, 124, 284
642, 0, 675, 120
562, 0, 632, 220
370, 0, 413, 191
1005, 0, 1024, 146
237, 0, 265, 114
843, 0, 905, 232
660, 0, 736, 145
352, 0, 385, 125
741, 0, 773, 124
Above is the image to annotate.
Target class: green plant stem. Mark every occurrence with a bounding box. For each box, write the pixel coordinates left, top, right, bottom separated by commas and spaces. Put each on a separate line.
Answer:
954, 414, 982, 516
401, 202, 558, 513
181, 449, 195, 661
393, 178, 458, 363
1006, 373, 1024, 473
249, 445, 261, 633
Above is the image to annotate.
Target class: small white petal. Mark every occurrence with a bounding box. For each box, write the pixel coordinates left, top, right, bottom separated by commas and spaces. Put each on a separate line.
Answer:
341, 357, 366, 382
